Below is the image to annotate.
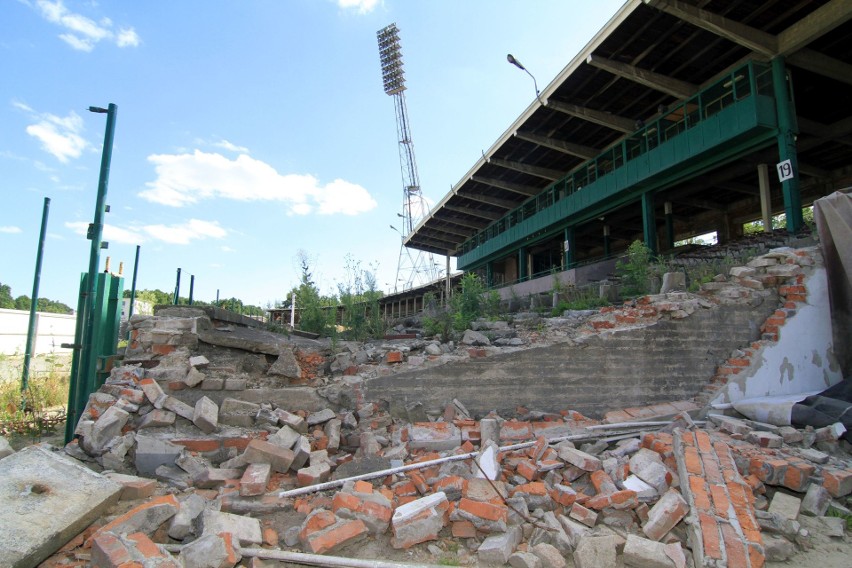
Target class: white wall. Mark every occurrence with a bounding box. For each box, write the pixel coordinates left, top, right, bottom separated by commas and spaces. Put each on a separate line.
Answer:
711, 264, 844, 404
0, 308, 77, 355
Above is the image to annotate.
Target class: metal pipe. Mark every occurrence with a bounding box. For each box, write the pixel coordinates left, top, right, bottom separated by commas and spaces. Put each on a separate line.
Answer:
173, 268, 181, 304
21, 197, 51, 398
189, 274, 195, 305
128, 245, 140, 320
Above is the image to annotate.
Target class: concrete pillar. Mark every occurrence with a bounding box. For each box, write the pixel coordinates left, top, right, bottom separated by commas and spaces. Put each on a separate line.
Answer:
602, 224, 611, 259
664, 201, 675, 250
564, 227, 575, 267
771, 57, 803, 232
641, 192, 658, 255
758, 163, 772, 232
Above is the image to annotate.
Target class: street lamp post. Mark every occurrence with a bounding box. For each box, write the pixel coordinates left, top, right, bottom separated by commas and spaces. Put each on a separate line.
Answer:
507, 54, 544, 105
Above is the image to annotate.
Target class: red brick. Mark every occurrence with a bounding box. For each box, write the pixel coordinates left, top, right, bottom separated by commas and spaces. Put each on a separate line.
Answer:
304, 519, 368, 555
684, 446, 703, 475
126, 533, 169, 560
354, 480, 373, 494
152, 344, 176, 355
782, 461, 814, 492
709, 485, 731, 517
699, 512, 722, 560
91, 532, 132, 567
550, 484, 577, 507
452, 521, 477, 538
467, 348, 487, 358
385, 351, 403, 364
823, 467, 852, 498
171, 438, 220, 453
241, 463, 272, 496
299, 510, 336, 542
689, 476, 712, 513
720, 522, 747, 568
748, 542, 766, 568
569, 502, 598, 527
516, 459, 539, 482
458, 498, 507, 523
512, 481, 548, 498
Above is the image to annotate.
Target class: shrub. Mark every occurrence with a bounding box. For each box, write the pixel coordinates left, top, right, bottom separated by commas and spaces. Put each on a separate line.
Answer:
617, 240, 653, 297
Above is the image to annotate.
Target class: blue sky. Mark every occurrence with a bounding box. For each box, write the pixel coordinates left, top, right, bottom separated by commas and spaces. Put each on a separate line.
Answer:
1, 0, 624, 309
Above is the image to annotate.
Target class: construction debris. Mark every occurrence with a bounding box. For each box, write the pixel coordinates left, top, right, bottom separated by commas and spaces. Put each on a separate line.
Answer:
3, 244, 850, 567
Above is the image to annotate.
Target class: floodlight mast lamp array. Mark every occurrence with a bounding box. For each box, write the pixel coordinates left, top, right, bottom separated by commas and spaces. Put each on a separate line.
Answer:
377, 23, 439, 292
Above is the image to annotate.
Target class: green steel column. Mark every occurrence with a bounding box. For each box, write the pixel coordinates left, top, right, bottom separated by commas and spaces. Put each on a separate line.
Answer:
642, 192, 658, 256
518, 247, 527, 281
664, 201, 675, 250
21, 197, 51, 398
485, 262, 493, 288
564, 227, 575, 267
67, 104, 117, 443
128, 245, 140, 321
771, 57, 803, 233
602, 225, 611, 259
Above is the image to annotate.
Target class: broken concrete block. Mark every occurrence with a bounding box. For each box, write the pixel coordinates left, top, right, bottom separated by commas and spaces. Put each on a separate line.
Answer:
137, 408, 176, 429
297, 461, 331, 486
747, 430, 783, 448
530, 542, 567, 568
243, 439, 295, 473
763, 534, 797, 562
528, 511, 572, 555
815, 422, 846, 442
558, 515, 592, 549
189, 355, 209, 368
623, 534, 684, 568
291, 436, 311, 470
267, 346, 301, 379
103, 472, 157, 501
391, 492, 449, 548
325, 418, 342, 452
201, 378, 225, 390
268, 424, 300, 450
139, 378, 168, 408
629, 449, 672, 495
275, 408, 308, 433
569, 503, 598, 527
477, 525, 523, 564
557, 446, 601, 471
0, 446, 123, 567
183, 366, 206, 388
307, 408, 336, 426
163, 395, 195, 421
135, 435, 183, 476
509, 551, 543, 568
193, 396, 219, 434
241, 463, 272, 496
642, 488, 688, 541
179, 532, 241, 568
224, 378, 246, 390
195, 468, 243, 489
406, 422, 462, 451
92, 531, 180, 568
219, 398, 261, 427
168, 493, 207, 540
800, 483, 831, 517
480, 418, 500, 446
85, 405, 131, 455
573, 535, 617, 568
94, 494, 180, 538
768, 491, 802, 521
201, 510, 262, 544
476, 441, 500, 480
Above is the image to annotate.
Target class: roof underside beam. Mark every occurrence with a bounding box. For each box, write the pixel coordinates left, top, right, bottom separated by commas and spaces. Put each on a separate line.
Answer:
408, 232, 460, 250
459, 192, 519, 210
586, 54, 698, 99
421, 223, 470, 239
514, 131, 598, 160
443, 204, 503, 221
643, 0, 777, 57
778, 0, 852, 55
545, 100, 636, 133
487, 157, 565, 181
470, 175, 541, 197
434, 214, 489, 231
788, 50, 852, 87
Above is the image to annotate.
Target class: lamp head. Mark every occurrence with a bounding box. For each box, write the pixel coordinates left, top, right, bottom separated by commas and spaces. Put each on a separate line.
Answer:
507, 54, 526, 71
88, 106, 109, 113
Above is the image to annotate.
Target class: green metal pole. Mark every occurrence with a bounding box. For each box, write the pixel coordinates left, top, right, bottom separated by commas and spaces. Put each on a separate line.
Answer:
564, 227, 575, 267
174, 268, 181, 304
128, 245, 140, 320
642, 192, 658, 256
189, 274, 195, 305
771, 57, 803, 233
21, 197, 51, 400
66, 103, 117, 443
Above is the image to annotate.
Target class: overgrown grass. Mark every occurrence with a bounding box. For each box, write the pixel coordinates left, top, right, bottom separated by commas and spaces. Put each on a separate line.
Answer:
0, 356, 69, 435
827, 506, 852, 531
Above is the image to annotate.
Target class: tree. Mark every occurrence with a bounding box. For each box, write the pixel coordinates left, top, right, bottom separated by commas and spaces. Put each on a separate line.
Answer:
294, 251, 334, 335
0, 283, 14, 309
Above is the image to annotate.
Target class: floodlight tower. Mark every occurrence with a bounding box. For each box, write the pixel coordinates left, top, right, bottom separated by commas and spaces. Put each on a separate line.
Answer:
377, 23, 439, 292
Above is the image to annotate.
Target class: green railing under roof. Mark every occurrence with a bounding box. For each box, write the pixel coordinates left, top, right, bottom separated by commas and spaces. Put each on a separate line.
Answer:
458, 61, 775, 266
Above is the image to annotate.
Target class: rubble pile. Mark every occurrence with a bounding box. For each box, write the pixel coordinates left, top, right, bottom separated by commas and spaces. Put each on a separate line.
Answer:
1, 244, 848, 567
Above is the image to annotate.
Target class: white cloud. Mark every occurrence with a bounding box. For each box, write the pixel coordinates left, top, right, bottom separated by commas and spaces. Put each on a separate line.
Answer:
221, 246, 235, 253
213, 139, 249, 154
35, 0, 140, 51
140, 150, 378, 216
0, 226, 22, 234
65, 221, 145, 245
66, 218, 226, 246
11, 100, 34, 113
143, 219, 227, 245
25, 110, 88, 163
338, 0, 379, 14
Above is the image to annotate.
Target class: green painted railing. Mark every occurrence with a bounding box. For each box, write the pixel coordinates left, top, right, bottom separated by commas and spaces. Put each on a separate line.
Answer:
458, 61, 777, 270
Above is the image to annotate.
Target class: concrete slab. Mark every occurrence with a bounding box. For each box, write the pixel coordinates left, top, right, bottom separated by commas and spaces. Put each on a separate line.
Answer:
0, 446, 122, 568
